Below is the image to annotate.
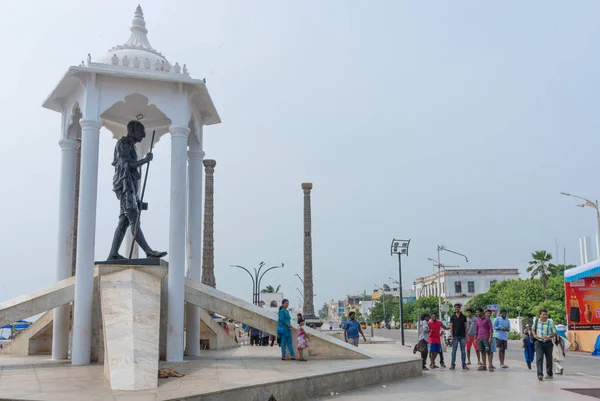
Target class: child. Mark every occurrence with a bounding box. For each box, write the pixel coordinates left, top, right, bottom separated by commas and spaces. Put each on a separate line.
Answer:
522, 324, 535, 370
552, 335, 569, 375
297, 318, 310, 361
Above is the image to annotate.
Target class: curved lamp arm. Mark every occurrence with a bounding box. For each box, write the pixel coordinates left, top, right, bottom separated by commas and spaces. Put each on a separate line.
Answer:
441, 248, 469, 263
230, 265, 256, 300
258, 264, 284, 293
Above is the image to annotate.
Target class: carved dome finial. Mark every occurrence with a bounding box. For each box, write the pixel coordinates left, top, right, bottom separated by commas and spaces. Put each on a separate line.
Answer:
124, 5, 153, 50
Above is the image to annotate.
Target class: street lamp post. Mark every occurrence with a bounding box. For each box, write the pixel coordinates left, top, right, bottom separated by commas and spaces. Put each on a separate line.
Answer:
561, 192, 600, 258
390, 238, 410, 346
434, 245, 468, 318
230, 262, 284, 305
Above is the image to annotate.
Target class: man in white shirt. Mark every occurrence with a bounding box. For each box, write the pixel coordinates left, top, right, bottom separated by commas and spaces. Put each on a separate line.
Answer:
415, 313, 431, 370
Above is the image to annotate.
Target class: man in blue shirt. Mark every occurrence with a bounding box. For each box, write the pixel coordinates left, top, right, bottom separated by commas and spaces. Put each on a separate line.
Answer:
493, 309, 510, 369
344, 312, 367, 346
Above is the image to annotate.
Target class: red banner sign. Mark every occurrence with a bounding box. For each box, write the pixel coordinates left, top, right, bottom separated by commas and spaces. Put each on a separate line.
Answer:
565, 276, 600, 330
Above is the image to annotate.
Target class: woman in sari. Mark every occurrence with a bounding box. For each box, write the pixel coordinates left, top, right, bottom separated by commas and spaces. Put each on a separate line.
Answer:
522, 324, 535, 369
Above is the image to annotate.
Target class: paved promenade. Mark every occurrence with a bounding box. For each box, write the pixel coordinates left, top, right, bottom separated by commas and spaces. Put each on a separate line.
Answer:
0, 343, 418, 400
314, 336, 600, 400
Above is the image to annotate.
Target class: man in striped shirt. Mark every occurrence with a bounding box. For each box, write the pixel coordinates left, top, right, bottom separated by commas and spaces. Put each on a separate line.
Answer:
531, 309, 557, 381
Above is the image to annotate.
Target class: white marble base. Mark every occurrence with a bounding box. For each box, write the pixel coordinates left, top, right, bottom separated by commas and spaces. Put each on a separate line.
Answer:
100, 268, 161, 391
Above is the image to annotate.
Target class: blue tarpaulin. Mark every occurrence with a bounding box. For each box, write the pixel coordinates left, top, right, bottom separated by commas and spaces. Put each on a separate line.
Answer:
1, 320, 31, 330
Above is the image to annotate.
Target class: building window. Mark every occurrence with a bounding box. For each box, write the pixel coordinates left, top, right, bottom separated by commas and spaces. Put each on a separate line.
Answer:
468, 281, 475, 293
454, 281, 462, 294
270, 301, 278, 308
490, 280, 497, 287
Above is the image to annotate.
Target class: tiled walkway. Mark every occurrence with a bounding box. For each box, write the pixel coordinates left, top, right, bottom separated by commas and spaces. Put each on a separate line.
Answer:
313, 354, 600, 400
0, 344, 417, 400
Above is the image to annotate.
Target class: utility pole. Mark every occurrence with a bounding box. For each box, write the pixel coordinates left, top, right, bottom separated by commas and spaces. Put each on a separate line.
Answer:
432, 245, 469, 318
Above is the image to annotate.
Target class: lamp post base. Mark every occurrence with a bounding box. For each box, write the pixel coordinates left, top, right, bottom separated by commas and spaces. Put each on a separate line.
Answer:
303, 315, 323, 328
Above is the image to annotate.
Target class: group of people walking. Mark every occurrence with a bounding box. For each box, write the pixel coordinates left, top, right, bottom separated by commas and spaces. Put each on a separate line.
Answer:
415, 304, 565, 381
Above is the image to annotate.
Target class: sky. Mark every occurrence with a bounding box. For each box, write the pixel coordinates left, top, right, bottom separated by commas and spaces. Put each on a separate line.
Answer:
1, 1, 600, 313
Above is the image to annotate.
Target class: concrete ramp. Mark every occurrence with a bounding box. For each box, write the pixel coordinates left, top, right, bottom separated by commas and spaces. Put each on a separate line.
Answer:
185, 279, 373, 359
0, 310, 55, 356
100, 268, 161, 391
0, 276, 77, 328
199, 308, 239, 350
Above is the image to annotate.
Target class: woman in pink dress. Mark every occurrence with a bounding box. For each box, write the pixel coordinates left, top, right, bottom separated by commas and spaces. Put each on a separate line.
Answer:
297, 318, 311, 361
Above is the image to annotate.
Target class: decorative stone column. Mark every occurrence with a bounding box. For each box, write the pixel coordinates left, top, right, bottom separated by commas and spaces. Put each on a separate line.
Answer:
185, 140, 204, 356
51, 138, 78, 360
72, 119, 103, 365
167, 125, 189, 362
302, 183, 315, 318
201, 159, 217, 288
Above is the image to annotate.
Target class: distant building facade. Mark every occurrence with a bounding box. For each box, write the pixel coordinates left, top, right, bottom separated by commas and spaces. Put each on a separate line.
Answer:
414, 268, 520, 304
327, 299, 345, 322
372, 288, 416, 304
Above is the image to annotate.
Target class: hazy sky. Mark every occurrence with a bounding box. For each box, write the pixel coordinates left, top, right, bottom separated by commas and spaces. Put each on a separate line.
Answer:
1, 1, 600, 312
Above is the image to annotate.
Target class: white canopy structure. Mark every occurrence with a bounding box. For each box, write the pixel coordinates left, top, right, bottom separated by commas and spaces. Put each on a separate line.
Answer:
43, 5, 220, 365
564, 259, 600, 282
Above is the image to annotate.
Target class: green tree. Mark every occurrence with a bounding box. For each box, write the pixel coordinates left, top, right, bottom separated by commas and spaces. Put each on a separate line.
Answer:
318, 303, 328, 319
402, 296, 449, 323
464, 274, 566, 322
532, 299, 566, 325
527, 250, 556, 300
369, 298, 398, 323
261, 284, 281, 293
551, 264, 576, 277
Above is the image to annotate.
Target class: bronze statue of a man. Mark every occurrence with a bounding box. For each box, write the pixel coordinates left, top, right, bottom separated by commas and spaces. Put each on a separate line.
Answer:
107, 120, 167, 260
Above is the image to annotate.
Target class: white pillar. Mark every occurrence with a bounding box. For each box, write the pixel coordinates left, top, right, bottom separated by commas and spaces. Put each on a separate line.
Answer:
167, 126, 189, 362
71, 119, 102, 365
185, 141, 204, 356
51, 138, 78, 360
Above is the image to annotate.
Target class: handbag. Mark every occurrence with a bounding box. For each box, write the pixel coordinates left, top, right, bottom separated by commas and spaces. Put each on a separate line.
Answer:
277, 327, 285, 336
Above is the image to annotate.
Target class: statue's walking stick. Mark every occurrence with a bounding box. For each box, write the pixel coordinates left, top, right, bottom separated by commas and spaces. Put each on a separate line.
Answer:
128, 130, 156, 259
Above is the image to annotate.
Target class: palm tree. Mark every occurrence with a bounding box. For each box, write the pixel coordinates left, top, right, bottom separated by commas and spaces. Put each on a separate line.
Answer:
527, 250, 556, 300
261, 285, 281, 293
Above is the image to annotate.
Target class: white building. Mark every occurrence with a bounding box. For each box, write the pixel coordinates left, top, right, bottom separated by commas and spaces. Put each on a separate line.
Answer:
414, 268, 520, 305
327, 299, 345, 322
258, 292, 283, 312
359, 301, 375, 316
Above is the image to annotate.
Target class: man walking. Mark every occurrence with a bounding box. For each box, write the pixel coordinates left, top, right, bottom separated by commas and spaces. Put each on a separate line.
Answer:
249, 326, 260, 346
532, 309, 557, 381
414, 313, 430, 370
476, 308, 494, 372
449, 303, 469, 370
494, 309, 510, 368
428, 312, 449, 369
466, 308, 481, 366
344, 311, 367, 347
